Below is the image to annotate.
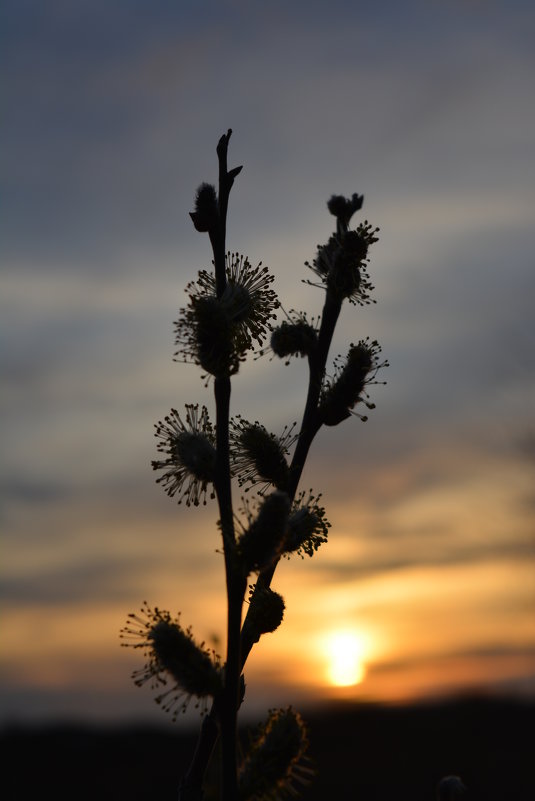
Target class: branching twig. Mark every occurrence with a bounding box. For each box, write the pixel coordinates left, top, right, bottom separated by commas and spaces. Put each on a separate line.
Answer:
127, 132, 385, 801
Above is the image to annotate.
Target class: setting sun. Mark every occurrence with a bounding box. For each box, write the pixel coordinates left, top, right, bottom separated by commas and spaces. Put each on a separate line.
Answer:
325, 631, 367, 687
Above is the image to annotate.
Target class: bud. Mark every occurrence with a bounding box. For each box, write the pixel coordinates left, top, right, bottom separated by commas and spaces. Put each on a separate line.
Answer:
173, 432, 216, 482
238, 491, 291, 573
149, 619, 220, 698
327, 192, 364, 230
241, 426, 288, 487
327, 250, 362, 300
319, 339, 384, 426
340, 228, 370, 263
239, 708, 312, 801
304, 221, 378, 305
327, 228, 376, 301
175, 255, 279, 372
193, 295, 240, 377
245, 585, 285, 642
284, 491, 330, 558
174, 292, 240, 378
230, 418, 296, 492
270, 320, 318, 362
120, 603, 222, 719
152, 405, 216, 506
189, 183, 219, 232
305, 235, 337, 280
220, 281, 253, 325
223, 254, 279, 352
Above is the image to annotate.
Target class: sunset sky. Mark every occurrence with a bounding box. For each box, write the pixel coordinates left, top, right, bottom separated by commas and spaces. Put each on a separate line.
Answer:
2, 0, 535, 727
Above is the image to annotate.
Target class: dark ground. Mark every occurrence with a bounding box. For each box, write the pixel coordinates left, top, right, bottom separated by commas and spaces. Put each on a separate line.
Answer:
2, 696, 533, 800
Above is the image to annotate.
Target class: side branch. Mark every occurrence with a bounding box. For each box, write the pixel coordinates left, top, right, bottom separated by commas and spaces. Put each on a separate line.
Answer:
241, 290, 342, 659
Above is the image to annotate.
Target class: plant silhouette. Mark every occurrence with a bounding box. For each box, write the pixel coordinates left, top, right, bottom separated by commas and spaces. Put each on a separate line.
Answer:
121, 130, 387, 801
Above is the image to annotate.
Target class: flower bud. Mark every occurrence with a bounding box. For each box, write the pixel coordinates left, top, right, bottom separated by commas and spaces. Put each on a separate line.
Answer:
234, 421, 290, 490
220, 281, 253, 325
189, 183, 219, 232
340, 229, 370, 263
305, 236, 337, 279
327, 254, 362, 300
174, 255, 279, 371
238, 491, 291, 573
120, 604, 222, 719
152, 405, 216, 506
148, 618, 220, 699
230, 418, 297, 493
284, 492, 330, 558
270, 320, 318, 361
172, 432, 216, 482
304, 221, 378, 305
319, 340, 383, 426
223, 254, 279, 351
193, 295, 239, 377
239, 708, 312, 801
245, 585, 285, 642
242, 426, 288, 487
327, 229, 371, 298
327, 193, 364, 230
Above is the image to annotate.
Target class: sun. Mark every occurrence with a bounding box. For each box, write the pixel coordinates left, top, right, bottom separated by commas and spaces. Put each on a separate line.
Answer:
325, 630, 366, 687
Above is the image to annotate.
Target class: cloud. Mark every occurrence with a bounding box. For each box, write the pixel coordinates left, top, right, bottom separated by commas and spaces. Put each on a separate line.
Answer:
2, 0, 535, 721
3, 0, 534, 270
0, 545, 222, 607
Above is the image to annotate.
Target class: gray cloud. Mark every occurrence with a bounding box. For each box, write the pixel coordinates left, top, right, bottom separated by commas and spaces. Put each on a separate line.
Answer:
309, 540, 535, 585
366, 643, 535, 681
3, 0, 534, 268
0, 549, 218, 607
1, 555, 150, 606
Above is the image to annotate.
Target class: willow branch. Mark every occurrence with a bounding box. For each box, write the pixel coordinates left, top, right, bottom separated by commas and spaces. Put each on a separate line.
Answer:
211, 129, 245, 801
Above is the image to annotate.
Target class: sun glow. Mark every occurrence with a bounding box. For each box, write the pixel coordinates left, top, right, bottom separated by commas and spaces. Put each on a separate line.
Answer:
325, 630, 367, 687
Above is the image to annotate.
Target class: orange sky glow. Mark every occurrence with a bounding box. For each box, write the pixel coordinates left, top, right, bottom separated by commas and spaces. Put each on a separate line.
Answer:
3, 449, 534, 724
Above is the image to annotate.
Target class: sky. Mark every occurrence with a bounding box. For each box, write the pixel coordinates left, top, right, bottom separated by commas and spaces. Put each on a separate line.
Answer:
1, 0, 535, 728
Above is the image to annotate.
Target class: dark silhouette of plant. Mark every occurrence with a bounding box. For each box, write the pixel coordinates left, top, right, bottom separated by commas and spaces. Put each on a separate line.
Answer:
121, 130, 387, 801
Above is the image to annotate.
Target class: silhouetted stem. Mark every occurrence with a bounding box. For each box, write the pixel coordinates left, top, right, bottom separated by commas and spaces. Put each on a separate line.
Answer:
179, 710, 219, 801
241, 290, 342, 659
214, 372, 243, 801
289, 291, 342, 488
211, 129, 244, 801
